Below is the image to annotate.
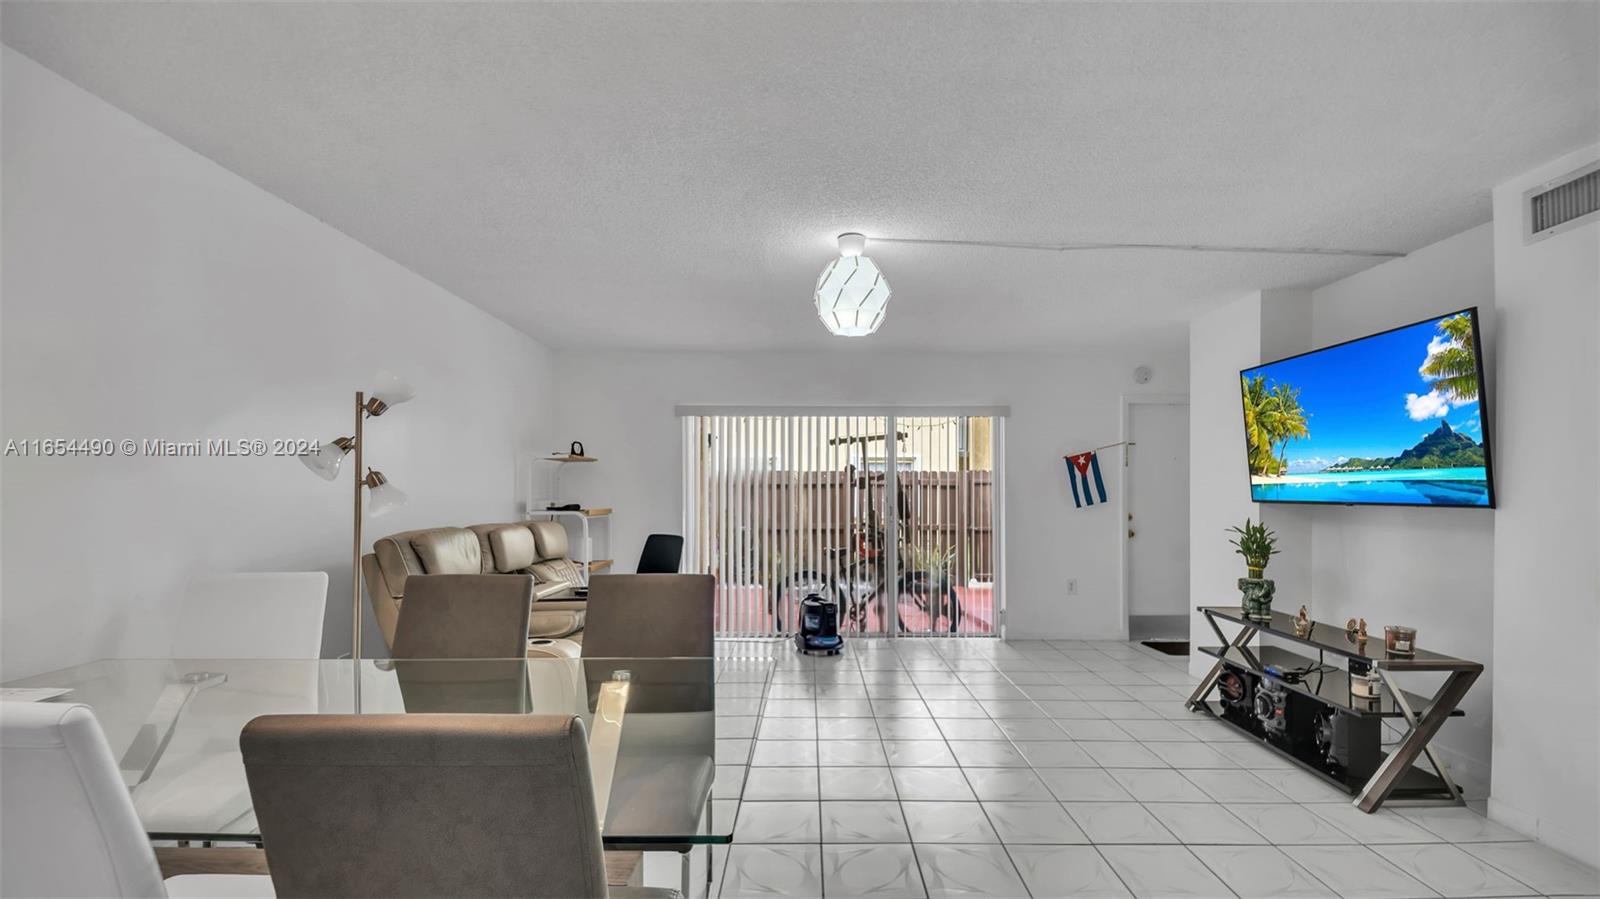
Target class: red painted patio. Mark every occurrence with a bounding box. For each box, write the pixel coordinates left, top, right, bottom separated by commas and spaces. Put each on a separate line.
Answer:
713, 584, 996, 636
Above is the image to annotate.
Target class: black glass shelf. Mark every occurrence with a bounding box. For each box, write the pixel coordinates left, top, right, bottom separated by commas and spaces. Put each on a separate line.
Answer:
1190, 700, 1462, 799
1197, 645, 1462, 719
1199, 606, 1481, 672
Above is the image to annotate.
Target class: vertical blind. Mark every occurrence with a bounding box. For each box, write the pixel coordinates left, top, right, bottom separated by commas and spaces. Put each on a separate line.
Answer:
682, 414, 999, 638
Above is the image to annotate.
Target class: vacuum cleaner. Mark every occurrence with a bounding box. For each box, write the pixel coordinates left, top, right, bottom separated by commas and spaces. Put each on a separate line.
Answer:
795, 592, 844, 655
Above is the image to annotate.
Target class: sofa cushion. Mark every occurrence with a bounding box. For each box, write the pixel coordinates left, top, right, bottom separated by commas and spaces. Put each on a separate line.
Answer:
373, 528, 466, 598
487, 526, 539, 572
529, 520, 569, 561
410, 529, 482, 575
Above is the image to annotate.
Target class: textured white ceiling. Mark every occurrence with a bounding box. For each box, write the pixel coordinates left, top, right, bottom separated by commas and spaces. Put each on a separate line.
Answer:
3, 2, 1596, 351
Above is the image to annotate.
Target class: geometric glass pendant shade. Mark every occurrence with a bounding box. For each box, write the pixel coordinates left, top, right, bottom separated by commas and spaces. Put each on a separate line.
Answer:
815, 232, 891, 337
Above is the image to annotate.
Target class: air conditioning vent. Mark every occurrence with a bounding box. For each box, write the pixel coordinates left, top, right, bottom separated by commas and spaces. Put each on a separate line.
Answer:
1525, 160, 1600, 243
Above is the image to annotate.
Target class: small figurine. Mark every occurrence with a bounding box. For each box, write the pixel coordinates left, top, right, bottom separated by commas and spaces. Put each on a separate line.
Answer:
1345, 617, 1370, 647
1293, 605, 1310, 636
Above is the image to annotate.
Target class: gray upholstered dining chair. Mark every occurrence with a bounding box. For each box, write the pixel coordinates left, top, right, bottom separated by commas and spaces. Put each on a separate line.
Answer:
390, 574, 533, 659
576, 575, 716, 897
579, 574, 714, 659
241, 714, 675, 899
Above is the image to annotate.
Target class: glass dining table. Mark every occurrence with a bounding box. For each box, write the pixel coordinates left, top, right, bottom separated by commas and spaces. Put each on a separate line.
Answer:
3, 655, 771, 866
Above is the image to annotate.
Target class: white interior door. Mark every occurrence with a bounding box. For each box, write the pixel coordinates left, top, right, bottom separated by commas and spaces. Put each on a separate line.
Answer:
1127, 402, 1190, 620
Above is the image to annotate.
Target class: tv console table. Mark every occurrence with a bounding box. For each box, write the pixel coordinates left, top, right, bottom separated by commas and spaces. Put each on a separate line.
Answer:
1187, 605, 1481, 812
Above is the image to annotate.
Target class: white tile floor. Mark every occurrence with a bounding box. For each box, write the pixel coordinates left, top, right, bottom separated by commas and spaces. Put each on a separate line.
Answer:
699, 638, 1600, 898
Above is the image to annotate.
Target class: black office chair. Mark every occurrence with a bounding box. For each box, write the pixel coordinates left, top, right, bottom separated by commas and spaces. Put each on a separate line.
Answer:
636, 534, 684, 574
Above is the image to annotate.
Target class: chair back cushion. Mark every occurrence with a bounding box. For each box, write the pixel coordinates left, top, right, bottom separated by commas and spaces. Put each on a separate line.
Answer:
482, 525, 539, 573
0, 703, 166, 899
528, 520, 570, 561
391, 574, 534, 659
242, 713, 607, 899
636, 535, 685, 575
410, 529, 483, 575
371, 528, 483, 600
173, 572, 329, 659
581, 574, 715, 659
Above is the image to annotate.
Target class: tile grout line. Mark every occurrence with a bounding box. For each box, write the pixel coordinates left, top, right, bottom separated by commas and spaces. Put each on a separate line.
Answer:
873, 647, 930, 899
740, 639, 1568, 899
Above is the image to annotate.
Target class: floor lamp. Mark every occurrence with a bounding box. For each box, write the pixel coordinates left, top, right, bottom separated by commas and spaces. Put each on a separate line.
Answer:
300, 371, 413, 659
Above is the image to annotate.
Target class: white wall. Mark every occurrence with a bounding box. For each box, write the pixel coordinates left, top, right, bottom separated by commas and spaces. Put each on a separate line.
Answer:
1257, 288, 1315, 630
552, 343, 1188, 640
1186, 292, 1263, 677
1189, 235, 1500, 789
1307, 224, 1498, 791
1, 48, 553, 675
1487, 146, 1599, 866
1192, 199, 1598, 859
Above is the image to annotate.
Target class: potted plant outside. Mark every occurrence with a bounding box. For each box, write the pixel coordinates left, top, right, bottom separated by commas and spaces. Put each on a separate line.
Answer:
1228, 518, 1279, 620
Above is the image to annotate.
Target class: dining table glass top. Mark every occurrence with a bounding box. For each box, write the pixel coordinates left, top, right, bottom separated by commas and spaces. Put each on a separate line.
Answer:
3, 655, 772, 845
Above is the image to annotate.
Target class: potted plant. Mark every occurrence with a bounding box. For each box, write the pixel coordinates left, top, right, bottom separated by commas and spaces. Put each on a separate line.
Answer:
1228, 518, 1279, 620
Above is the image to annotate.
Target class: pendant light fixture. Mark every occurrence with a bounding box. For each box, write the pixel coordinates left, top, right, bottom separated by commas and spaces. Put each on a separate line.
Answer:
815, 232, 891, 337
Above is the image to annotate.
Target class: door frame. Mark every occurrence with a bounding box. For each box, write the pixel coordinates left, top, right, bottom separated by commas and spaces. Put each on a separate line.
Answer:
1117, 394, 1190, 641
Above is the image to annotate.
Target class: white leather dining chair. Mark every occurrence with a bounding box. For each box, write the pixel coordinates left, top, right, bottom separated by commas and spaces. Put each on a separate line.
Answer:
171, 572, 329, 660
134, 572, 329, 837
0, 701, 272, 898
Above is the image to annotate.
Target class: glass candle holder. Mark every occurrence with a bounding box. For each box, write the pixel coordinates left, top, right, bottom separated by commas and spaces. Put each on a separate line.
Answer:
1384, 625, 1417, 657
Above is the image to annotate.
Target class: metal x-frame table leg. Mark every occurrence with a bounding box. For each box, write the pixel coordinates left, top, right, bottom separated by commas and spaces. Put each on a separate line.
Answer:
1186, 611, 1260, 711
1354, 667, 1479, 812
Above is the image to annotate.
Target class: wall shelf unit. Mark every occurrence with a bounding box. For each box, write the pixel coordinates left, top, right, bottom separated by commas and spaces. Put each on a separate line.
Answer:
527, 453, 611, 586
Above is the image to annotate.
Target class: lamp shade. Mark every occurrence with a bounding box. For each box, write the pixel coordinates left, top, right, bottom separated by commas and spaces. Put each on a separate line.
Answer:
366, 479, 408, 518
370, 370, 415, 410
815, 254, 891, 337
299, 440, 351, 481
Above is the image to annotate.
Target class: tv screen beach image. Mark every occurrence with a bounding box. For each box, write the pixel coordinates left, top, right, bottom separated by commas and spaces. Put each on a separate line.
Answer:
1240, 310, 1492, 507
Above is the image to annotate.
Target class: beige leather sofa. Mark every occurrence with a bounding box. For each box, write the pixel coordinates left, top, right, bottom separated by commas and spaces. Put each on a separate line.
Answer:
362, 520, 587, 652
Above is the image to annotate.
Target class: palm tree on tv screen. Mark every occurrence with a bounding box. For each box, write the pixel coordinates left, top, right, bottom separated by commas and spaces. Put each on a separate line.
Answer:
1267, 383, 1310, 472
1240, 375, 1310, 476
1241, 375, 1276, 475
1421, 314, 1479, 403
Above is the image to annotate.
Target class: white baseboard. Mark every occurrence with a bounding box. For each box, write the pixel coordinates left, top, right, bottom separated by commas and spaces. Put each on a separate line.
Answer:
1487, 797, 1540, 841
1432, 742, 1491, 800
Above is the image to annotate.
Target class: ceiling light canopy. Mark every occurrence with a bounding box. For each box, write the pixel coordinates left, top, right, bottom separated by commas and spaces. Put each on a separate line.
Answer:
815, 232, 891, 337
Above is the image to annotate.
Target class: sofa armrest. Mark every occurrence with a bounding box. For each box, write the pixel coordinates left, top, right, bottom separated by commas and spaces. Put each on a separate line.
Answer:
533, 581, 580, 600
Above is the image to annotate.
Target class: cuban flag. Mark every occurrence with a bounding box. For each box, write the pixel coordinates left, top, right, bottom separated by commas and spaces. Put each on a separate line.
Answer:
1064, 451, 1107, 508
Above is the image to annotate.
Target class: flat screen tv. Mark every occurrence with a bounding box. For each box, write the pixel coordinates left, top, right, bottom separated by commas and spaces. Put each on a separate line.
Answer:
1239, 307, 1494, 507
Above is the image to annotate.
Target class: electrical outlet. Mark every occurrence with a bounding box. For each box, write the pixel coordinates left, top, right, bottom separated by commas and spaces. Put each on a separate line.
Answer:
1066, 579, 1078, 596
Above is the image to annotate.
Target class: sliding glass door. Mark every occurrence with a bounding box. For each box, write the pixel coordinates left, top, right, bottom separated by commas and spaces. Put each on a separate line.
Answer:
683, 412, 1000, 638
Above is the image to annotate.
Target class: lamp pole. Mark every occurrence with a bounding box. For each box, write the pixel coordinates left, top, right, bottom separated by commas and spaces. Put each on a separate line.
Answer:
351, 391, 366, 661
302, 372, 410, 663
